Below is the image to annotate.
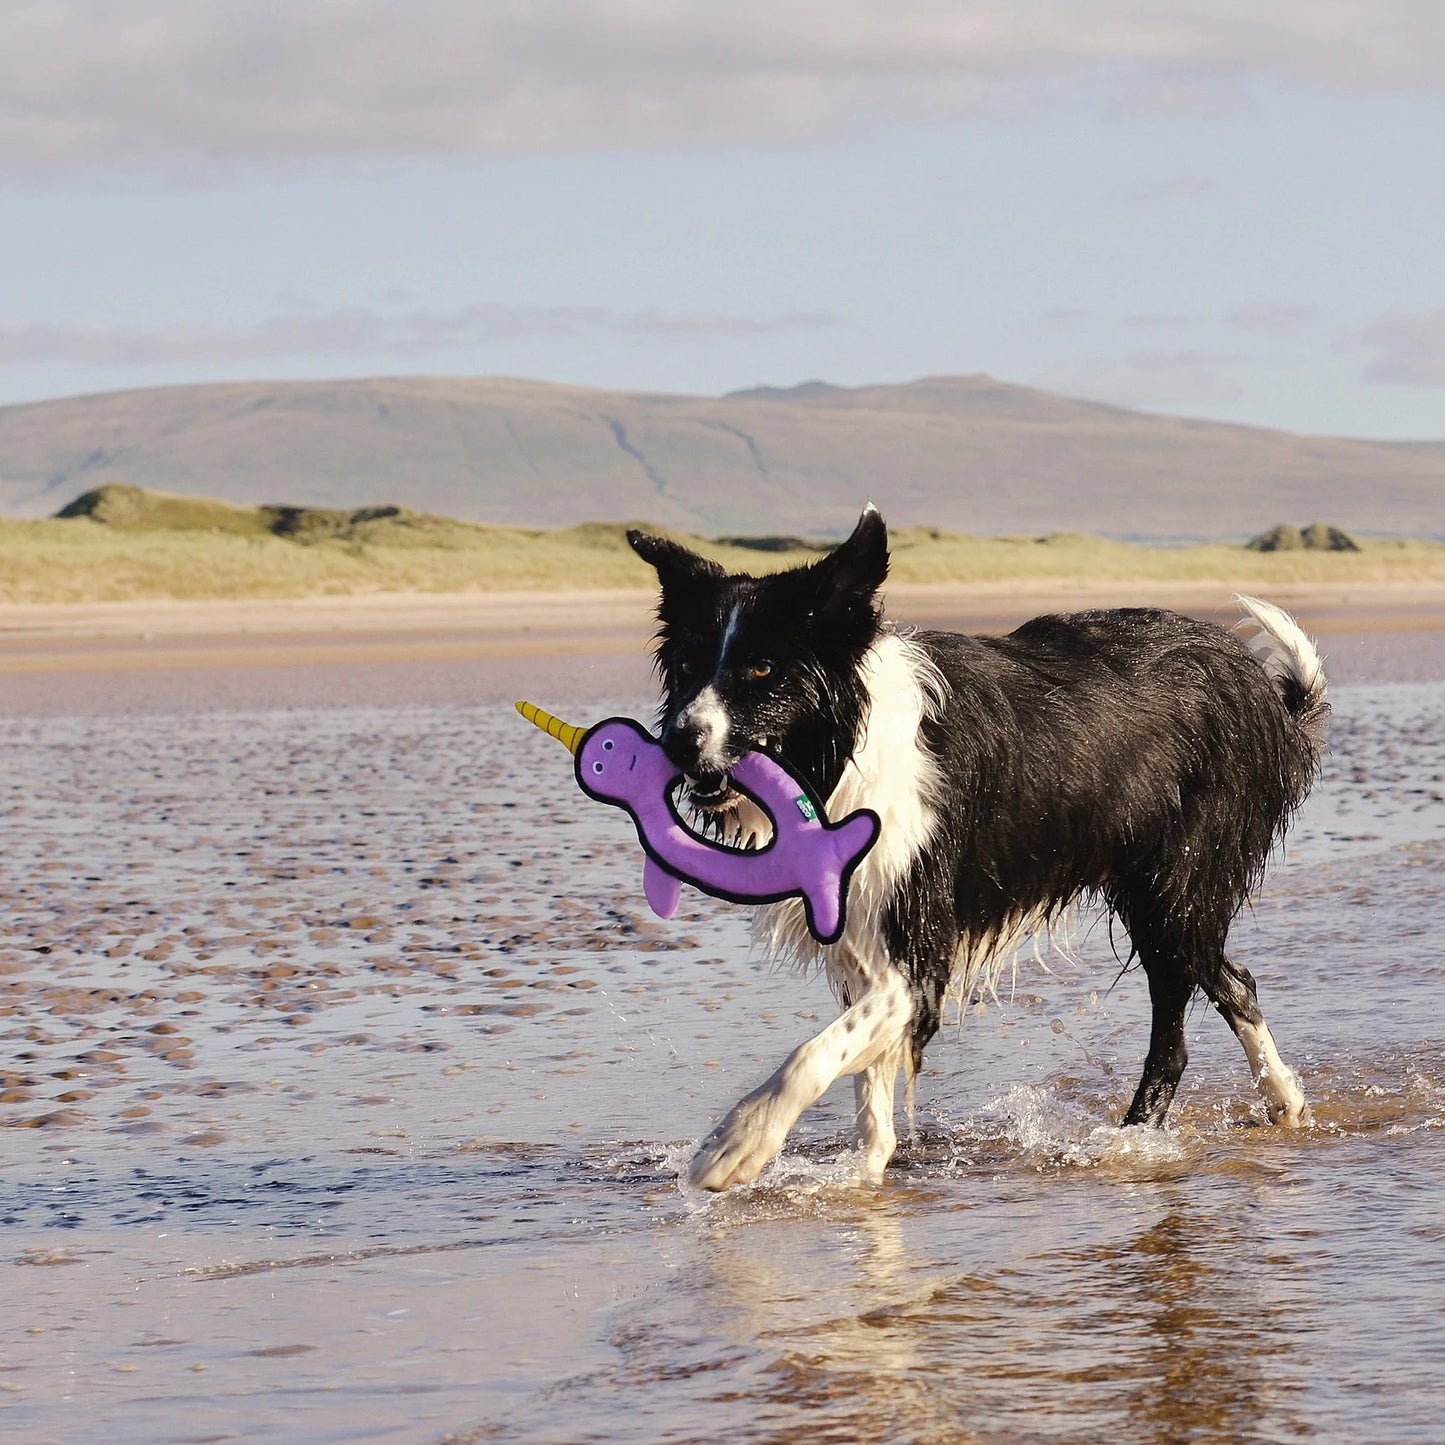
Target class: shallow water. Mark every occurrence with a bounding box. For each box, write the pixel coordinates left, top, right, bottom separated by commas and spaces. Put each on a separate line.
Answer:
1, 672, 1443, 1444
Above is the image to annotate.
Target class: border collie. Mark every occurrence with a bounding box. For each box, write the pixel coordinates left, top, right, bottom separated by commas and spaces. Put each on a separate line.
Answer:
628, 506, 1328, 1191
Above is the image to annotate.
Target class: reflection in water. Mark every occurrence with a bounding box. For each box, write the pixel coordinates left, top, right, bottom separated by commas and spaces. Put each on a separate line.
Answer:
505, 1170, 1329, 1445
472, 1086, 1445, 1445
1084, 1205, 1305, 1443
696, 1197, 951, 1443
584, 1191, 961, 1445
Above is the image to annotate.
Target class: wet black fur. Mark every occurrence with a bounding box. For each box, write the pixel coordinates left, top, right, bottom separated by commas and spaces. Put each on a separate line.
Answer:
628, 512, 1328, 1126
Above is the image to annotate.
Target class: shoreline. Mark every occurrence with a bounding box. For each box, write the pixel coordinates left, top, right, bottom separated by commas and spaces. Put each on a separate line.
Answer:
1, 581, 1440, 715
2, 578, 1443, 643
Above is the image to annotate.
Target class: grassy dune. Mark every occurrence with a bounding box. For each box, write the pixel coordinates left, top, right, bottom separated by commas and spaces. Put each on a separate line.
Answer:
2, 486, 1442, 604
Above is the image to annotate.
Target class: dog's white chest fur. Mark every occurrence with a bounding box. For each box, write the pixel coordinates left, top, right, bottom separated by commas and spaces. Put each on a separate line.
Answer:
754, 631, 943, 994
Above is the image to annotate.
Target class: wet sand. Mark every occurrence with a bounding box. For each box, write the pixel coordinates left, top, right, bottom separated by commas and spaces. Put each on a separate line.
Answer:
1, 589, 1443, 1443
1, 580, 1442, 715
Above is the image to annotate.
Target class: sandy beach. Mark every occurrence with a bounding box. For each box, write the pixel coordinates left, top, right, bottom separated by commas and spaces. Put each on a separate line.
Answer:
6, 579, 1445, 641
1, 645, 1442, 1443
1, 576, 1443, 1443
2, 580, 1443, 715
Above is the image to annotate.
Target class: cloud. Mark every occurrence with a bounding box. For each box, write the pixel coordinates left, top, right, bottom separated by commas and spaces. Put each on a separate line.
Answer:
1121, 312, 1197, 331
1223, 302, 1322, 332
1, 3, 1443, 172
1359, 307, 1445, 386
0, 304, 844, 367
1117, 175, 1217, 204
1039, 307, 1090, 328
1045, 349, 1248, 410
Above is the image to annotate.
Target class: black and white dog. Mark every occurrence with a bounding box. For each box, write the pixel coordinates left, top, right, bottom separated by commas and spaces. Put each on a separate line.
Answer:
628, 506, 1328, 1191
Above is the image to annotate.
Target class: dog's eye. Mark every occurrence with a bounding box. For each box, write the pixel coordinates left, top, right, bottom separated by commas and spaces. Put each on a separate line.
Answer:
745, 660, 773, 680
675, 659, 694, 678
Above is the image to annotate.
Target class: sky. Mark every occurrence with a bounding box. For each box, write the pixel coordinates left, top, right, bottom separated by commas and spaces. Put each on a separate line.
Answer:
2, 1, 1444, 439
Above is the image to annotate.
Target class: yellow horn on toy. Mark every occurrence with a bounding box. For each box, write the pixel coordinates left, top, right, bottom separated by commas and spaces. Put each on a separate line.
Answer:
516, 700, 586, 756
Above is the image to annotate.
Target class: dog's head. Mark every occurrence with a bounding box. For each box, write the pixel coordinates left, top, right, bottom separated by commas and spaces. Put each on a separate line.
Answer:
627, 505, 889, 808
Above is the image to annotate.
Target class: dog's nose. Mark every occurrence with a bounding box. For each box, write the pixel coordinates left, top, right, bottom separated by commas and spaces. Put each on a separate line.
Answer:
661, 715, 708, 772
663, 688, 730, 774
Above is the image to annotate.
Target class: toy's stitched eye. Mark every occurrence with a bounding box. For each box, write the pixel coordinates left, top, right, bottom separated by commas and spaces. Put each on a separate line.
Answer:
592, 761, 605, 773
746, 660, 773, 680
602, 739, 614, 750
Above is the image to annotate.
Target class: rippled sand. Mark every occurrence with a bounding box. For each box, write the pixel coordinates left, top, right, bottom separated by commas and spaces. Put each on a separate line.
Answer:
1, 616, 1443, 1443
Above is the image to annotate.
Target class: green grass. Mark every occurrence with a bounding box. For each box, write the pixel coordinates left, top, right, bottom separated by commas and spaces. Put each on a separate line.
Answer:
2, 486, 1442, 604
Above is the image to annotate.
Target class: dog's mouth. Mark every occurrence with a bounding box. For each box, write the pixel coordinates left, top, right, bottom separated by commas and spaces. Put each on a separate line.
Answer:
683, 770, 733, 810
676, 771, 773, 852
677, 736, 773, 811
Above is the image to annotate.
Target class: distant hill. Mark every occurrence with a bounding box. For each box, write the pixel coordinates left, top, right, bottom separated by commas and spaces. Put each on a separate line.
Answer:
0, 373, 1440, 538
6, 483, 1441, 605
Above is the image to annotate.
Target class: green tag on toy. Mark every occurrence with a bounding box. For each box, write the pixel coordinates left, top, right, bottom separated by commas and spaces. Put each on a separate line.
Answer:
794, 794, 816, 821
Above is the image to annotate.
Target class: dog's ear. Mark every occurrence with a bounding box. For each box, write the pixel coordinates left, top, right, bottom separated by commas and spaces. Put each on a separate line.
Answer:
627, 529, 724, 588
806, 504, 889, 621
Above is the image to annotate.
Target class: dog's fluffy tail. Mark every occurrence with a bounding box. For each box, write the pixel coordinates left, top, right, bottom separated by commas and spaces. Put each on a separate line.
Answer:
1235, 595, 1330, 754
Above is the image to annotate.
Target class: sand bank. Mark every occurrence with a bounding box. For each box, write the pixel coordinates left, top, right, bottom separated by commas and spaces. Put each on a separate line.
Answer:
2, 578, 1443, 643
0, 581, 1440, 715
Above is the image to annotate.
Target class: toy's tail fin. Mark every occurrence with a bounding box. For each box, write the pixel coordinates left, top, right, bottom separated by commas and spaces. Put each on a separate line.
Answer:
516, 700, 585, 756
804, 809, 881, 946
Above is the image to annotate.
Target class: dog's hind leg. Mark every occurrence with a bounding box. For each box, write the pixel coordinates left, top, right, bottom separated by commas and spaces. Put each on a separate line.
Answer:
689, 970, 913, 1191
1122, 954, 1194, 1128
1203, 955, 1309, 1125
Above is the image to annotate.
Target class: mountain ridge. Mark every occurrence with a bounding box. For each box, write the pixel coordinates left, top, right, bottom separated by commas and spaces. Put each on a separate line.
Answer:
0, 373, 1439, 538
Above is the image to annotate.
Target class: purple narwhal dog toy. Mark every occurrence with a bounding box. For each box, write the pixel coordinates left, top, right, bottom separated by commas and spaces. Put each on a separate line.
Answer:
517, 701, 879, 945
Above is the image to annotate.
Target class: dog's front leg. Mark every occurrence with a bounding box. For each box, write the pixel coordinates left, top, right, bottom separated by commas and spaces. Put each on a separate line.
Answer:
853, 1039, 906, 1183
689, 971, 913, 1191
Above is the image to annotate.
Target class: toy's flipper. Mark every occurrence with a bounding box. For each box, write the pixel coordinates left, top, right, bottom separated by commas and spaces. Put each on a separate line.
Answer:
643, 855, 683, 919
802, 810, 881, 945
516, 700, 586, 756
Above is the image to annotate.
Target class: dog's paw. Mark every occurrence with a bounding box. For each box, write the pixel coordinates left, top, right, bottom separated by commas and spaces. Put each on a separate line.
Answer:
688, 1095, 790, 1192
1257, 1059, 1310, 1126
855, 1138, 894, 1185
1266, 1094, 1312, 1127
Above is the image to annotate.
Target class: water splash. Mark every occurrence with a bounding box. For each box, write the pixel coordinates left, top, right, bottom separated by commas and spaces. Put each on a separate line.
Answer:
971, 1083, 1192, 1171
